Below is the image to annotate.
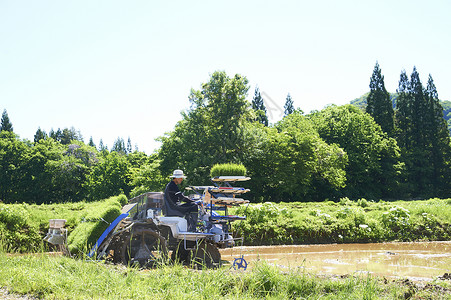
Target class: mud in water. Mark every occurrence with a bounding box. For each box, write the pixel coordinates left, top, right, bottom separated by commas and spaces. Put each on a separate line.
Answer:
221, 241, 451, 281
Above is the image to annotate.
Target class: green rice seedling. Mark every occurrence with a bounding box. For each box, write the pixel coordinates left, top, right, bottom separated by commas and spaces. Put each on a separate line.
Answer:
66, 196, 123, 254
0, 204, 42, 253
210, 163, 247, 177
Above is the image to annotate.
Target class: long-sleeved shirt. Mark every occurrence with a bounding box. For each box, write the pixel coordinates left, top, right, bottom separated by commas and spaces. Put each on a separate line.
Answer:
164, 180, 192, 206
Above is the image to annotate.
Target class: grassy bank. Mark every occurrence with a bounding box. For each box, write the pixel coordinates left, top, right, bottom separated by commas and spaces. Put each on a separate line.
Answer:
232, 198, 451, 245
0, 252, 449, 299
0, 195, 126, 253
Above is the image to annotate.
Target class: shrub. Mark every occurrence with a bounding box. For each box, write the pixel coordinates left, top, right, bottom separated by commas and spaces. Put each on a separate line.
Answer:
381, 206, 410, 227
210, 163, 247, 177
339, 197, 352, 206
357, 198, 369, 208
235, 202, 291, 225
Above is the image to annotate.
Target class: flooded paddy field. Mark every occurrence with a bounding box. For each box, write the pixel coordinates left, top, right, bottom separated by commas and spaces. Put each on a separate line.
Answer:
221, 241, 451, 281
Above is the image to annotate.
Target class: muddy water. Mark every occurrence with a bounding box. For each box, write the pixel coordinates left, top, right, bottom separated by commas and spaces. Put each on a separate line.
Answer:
220, 241, 451, 280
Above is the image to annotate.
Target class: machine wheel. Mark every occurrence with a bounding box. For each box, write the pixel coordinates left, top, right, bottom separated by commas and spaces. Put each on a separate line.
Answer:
171, 241, 190, 264
189, 241, 221, 269
121, 227, 168, 267
104, 221, 131, 264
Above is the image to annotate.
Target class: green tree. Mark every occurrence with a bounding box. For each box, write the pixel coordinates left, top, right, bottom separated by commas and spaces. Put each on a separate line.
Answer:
310, 105, 403, 199
33, 127, 47, 143
159, 71, 251, 184
129, 153, 166, 197
85, 151, 132, 201
0, 131, 27, 202
1, 109, 13, 132
127, 137, 133, 154
366, 62, 394, 135
243, 112, 348, 201
251, 86, 269, 126
395, 70, 411, 150
98, 139, 107, 152
88, 136, 96, 148
394, 67, 450, 197
424, 75, 451, 196
112, 137, 126, 154
49, 128, 63, 142
283, 93, 294, 116
60, 127, 82, 145
20, 138, 65, 203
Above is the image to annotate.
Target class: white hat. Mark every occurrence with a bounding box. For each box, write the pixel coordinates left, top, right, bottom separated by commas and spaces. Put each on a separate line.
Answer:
170, 169, 187, 178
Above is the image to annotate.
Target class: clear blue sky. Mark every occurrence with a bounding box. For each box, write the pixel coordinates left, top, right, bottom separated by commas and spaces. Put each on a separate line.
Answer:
1, 0, 450, 153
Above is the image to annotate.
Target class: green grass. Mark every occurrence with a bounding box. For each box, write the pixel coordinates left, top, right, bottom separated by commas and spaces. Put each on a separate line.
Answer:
232, 198, 451, 245
2, 252, 448, 299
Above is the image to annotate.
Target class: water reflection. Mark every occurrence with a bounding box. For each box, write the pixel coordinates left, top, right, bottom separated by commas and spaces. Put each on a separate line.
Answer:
221, 241, 451, 280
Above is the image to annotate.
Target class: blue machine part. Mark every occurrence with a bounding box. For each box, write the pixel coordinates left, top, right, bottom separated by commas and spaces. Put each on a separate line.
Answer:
88, 204, 137, 258
210, 210, 246, 221
232, 255, 248, 270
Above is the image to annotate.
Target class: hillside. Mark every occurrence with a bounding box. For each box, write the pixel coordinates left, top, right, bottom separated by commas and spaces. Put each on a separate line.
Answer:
350, 93, 451, 134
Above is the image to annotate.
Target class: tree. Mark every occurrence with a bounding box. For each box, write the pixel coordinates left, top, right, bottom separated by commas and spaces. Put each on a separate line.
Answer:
311, 105, 403, 199
98, 139, 107, 152
34, 127, 47, 143
366, 62, 394, 135
60, 127, 82, 144
129, 153, 165, 197
0, 131, 27, 202
112, 137, 126, 154
49, 128, 63, 142
283, 93, 294, 116
243, 113, 348, 202
85, 151, 132, 201
159, 71, 251, 184
395, 67, 451, 197
251, 86, 269, 126
1, 109, 13, 132
20, 138, 65, 203
395, 70, 411, 150
424, 74, 451, 196
88, 136, 96, 148
127, 137, 133, 154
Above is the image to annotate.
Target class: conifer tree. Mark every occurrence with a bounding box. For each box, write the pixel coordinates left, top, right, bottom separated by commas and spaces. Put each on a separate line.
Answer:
88, 136, 96, 148
34, 127, 47, 142
424, 74, 451, 195
395, 67, 451, 197
112, 137, 126, 154
251, 87, 269, 126
409, 67, 427, 147
127, 137, 133, 154
50, 128, 63, 142
284, 93, 294, 116
99, 139, 107, 151
1, 109, 13, 132
366, 62, 394, 135
395, 70, 411, 149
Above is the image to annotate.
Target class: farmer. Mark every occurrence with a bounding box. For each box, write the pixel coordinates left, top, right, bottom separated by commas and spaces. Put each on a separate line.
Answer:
164, 169, 198, 231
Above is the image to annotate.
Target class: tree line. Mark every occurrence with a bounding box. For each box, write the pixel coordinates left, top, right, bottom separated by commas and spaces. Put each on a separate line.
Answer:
1, 65, 450, 204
